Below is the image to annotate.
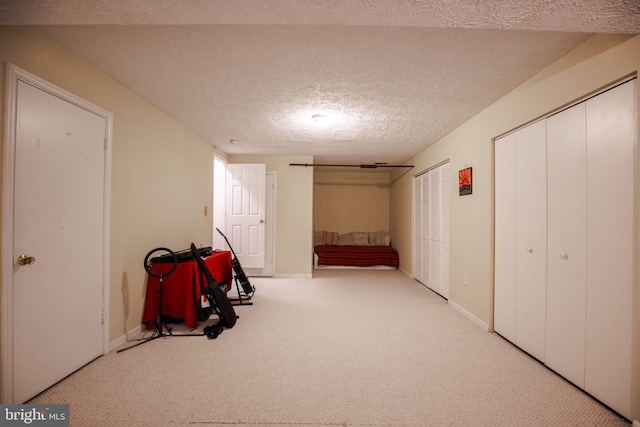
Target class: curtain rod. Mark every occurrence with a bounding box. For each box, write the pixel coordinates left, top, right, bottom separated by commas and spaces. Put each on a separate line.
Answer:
289, 163, 414, 169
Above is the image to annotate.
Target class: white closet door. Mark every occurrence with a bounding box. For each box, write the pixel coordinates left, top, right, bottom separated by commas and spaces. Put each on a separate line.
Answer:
546, 103, 588, 388
515, 120, 547, 361
421, 173, 431, 285
584, 80, 635, 418
413, 176, 424, 283
429, 170, 443, 295
494, 133, 517, 343
414, 162, 450, 298
494, 79, 635, 418
440, 163, 450, 299
428, 163, 450, 298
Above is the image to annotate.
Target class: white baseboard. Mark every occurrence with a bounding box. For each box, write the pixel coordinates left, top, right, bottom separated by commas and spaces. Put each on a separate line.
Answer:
448, 300, 490, 332
398, 267, 412, 278
109, 336, 126, 353
274, 273, 313, 278
108, 324, 143, 353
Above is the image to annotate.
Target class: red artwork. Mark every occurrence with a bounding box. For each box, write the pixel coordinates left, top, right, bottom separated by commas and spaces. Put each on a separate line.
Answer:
459, 167, 472, 196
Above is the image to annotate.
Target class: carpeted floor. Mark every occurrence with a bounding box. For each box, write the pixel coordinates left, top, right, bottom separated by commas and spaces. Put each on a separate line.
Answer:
29, 269, 631, 426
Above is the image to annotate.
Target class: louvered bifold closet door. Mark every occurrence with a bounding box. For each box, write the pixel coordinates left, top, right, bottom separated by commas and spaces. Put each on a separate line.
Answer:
413, 176, 424, 284
421, 172, 431, 289
429, 169, 443, 295
437, 163, 450, 299
413, 161, 450, 299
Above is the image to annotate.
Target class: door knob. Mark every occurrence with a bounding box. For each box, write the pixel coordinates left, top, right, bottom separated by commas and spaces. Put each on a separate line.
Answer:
259, 219, 264, 224
17, 255, 36, 265
559, 253, 569, 260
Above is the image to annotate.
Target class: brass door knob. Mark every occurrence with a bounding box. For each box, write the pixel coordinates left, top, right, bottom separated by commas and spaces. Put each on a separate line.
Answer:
17, 255, 36, 265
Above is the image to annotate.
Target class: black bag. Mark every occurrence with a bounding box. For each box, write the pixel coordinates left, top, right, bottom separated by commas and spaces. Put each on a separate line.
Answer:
190, 243, 237, 328
197, 293, 211, 322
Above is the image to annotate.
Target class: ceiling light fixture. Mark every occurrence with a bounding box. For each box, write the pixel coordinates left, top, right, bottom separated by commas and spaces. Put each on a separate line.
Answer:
229, 139, 238, 144
311, 113, 326, 124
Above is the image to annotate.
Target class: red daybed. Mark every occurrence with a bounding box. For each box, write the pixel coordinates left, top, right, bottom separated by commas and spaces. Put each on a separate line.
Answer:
314, 244, 399, 268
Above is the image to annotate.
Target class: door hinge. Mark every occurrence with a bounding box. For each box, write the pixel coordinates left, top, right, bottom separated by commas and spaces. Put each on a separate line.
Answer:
104, 139, 108, 150
101, 310, 105, 324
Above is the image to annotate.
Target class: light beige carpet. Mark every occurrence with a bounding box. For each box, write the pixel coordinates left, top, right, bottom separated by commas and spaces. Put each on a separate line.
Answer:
29, 269, 630, 426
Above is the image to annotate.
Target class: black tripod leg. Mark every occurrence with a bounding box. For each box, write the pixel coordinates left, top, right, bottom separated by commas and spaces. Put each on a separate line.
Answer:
117, 334, 162, 353
229, 276, 253, 306
119, 248, 206, 353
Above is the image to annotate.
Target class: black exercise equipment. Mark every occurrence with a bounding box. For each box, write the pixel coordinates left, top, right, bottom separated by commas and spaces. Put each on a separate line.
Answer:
151, 246, 212, 263
190, 243, 238, 339
118, 247, 204, 353
216, 228, 255, 306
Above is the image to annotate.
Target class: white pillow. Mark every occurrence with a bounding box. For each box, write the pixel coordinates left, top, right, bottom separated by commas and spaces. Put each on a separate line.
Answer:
352, 232, 369, 246
324, 231, 339, 245
338, 233, 355, 245
368, 231, 385, 246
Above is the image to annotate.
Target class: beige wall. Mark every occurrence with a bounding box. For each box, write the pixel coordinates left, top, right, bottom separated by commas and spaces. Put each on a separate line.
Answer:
228, 155, 314, 276
314, 171, 390, 234
0, 27, 224, 344
390, 34, 640, 418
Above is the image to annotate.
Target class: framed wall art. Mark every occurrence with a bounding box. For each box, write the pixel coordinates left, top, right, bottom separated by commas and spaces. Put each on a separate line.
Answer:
459, 167, 472, 196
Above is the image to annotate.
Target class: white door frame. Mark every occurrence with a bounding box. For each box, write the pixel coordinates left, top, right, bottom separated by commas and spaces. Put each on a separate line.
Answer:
1, 64, 112, 404
213, 156, 227, 250
264, 171, 276, 276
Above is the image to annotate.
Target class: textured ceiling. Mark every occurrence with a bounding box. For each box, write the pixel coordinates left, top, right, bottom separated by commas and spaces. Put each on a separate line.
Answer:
1, 1, 639, 169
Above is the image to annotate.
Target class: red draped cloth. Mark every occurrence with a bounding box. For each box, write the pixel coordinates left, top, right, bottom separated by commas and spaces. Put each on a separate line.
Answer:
142, 251, 233, 329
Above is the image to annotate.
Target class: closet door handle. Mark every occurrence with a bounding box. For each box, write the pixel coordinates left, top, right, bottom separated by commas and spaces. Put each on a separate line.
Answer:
526, 248, 533, 253
559, 252, 569, 260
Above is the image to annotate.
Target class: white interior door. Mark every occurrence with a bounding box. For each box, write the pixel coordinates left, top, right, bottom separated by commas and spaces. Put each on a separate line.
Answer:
12, 79, 106, 403
545, 102, 588, 388
225, 164, 266, 269
243, 172, 276, 277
